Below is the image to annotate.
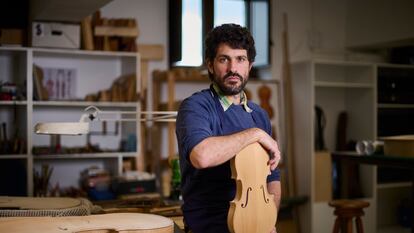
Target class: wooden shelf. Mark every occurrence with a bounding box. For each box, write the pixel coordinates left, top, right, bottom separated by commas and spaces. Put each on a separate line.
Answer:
33, 152, 137, 160
314, 81, 373, 88
33, 101, 137, 108
0, 101, 27, 106
0, 154, 28, 159
378, 103, 414, 109
377, 182, 412, 190
32, 47, 137, 58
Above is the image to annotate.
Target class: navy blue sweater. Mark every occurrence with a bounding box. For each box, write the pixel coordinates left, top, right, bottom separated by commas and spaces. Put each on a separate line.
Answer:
176, 87, 280, 233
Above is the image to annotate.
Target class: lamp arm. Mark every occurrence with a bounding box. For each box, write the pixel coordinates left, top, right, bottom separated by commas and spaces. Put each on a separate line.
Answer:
84, 106, 177, 122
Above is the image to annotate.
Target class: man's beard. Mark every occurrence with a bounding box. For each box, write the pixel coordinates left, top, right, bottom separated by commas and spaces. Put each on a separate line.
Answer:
213, 71, 248, 95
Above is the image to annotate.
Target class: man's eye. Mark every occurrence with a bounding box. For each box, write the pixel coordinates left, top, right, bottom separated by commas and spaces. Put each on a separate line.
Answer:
218, 57, 228, 63
238, 57, 247, 62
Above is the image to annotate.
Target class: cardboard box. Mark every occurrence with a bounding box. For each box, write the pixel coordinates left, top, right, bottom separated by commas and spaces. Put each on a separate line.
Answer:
32, 22, 80, 49
0, 29, 24, 45
382, 135, 414, 157
314, 151, 332, 202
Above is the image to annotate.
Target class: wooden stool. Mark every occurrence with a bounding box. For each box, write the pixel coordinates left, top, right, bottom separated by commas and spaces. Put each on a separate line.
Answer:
329, 200, 370, 233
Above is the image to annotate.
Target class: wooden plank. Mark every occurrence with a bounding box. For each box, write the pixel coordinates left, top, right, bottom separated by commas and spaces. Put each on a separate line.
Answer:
282, 13, 301, 233
95, 26, 139, 37
141, 61, 149, 99
282, 12, 296, 199
138, 44, 165, 60
314, 151, 332, 202
167, 71, 176, 162
81, 16, 94, 50
152, 71, 163, 112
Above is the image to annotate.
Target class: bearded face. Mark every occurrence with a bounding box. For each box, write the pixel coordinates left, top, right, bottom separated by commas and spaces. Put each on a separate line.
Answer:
208, 43, 252, 96
212, 71, 248, 95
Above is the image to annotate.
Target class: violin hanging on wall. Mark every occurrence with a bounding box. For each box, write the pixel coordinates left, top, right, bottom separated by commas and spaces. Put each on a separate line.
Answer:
227, 142, 277, 233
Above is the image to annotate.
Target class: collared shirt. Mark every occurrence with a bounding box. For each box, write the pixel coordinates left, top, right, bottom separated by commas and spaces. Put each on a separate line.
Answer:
212, 83, 253, 113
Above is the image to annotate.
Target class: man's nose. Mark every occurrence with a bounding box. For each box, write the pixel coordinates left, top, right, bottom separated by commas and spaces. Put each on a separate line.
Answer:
228, 60, 237, 73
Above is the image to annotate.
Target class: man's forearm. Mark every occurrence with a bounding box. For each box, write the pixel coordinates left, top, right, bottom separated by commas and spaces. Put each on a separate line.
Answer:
189, 128, 264, 168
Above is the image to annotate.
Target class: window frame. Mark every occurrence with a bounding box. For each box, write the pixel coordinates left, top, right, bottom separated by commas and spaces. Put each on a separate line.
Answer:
169, 0, 271, 69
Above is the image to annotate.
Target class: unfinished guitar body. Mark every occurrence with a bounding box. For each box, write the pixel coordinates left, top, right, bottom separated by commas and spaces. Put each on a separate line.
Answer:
228, 143, 277, 233
0, 213, 174, 233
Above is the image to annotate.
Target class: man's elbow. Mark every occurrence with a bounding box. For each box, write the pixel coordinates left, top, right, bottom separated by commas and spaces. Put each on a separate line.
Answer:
189, 149, 210, 169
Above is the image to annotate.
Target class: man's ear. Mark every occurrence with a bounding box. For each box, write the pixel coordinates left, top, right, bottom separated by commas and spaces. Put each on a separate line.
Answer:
207, 60, 214, 74
249, 62, 254, 71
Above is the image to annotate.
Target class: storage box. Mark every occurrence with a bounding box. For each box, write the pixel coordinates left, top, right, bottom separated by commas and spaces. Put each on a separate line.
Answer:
32, 22, 80, 49
314, 151, 332, 202
382, 135, 414, 157
0, 29, 24, 45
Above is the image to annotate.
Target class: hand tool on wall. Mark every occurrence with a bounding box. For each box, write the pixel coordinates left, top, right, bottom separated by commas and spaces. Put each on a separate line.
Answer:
314, 105, 326, 151
1, 122, 9, 154
0, 123, 4, 154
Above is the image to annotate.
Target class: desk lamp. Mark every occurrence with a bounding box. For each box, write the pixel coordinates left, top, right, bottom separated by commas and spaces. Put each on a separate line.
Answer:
34, 105, 177, 135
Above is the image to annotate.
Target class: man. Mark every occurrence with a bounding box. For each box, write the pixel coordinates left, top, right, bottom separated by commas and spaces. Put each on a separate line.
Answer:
176, 23, 281, 233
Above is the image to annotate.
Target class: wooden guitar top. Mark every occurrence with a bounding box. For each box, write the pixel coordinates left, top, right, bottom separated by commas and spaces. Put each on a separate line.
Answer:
0, 213, 174, 233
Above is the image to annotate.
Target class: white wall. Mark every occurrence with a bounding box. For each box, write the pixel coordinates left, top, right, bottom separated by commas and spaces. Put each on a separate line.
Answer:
272, 0, 347, 80
100, 0, 169, 72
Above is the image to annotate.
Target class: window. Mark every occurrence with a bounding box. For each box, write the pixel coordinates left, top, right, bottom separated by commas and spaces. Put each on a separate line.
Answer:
176, 0, 203, 66
214, 0, 247, 27
169, 0, 270, 67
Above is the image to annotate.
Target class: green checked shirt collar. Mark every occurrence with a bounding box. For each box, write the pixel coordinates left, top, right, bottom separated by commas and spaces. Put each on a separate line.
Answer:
212, 83, 253, 113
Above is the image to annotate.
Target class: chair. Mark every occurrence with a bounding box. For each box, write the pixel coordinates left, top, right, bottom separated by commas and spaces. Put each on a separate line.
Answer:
328, 199, 370, 233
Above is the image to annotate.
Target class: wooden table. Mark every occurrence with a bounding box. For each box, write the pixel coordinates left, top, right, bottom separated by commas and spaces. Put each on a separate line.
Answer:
332, 151, 414, 232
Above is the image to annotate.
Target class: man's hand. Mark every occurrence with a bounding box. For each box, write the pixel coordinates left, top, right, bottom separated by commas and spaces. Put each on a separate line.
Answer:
268, 151, 279, 171
255, 129, 281, 170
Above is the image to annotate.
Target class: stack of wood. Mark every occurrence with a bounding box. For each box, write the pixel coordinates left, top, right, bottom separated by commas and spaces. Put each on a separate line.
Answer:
84, 74, 138, 102
81, 11, 139, 52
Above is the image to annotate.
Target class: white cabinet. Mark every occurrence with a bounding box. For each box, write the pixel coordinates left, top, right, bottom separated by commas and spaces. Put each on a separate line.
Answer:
0, 47, 141, 196
291, 60, 377, 233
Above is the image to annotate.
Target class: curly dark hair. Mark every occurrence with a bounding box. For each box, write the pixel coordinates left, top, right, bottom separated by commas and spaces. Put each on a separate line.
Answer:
204, 23, 256, 64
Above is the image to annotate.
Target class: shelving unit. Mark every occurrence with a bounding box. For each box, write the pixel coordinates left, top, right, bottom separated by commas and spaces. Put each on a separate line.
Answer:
0, 46, 141, 196
291, 59, 377, 233
375, 63, 414, 232
291, 59, 414, 233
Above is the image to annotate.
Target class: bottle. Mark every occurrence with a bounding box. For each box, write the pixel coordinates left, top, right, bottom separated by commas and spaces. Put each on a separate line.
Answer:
170, 158, 182, 201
